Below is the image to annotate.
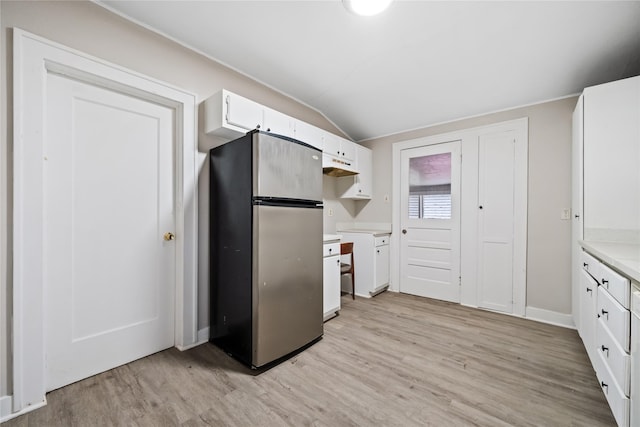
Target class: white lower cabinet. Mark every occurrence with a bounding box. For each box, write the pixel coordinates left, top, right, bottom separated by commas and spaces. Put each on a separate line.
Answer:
579, 266, 598, 365
577, 247, 634, 426
323, 240, 341, 321
596, 318, 631, 395
338, 231, 390, 298
595, 349, 630, 427
375, 239, 390, 290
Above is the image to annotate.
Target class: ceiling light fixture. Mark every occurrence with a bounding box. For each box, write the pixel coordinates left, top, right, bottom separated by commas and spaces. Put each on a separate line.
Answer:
343, 0, 393, 17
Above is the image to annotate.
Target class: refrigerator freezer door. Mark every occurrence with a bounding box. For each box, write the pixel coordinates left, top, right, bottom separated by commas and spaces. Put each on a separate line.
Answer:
254, 132, 323, 202
253, 204, 323, 367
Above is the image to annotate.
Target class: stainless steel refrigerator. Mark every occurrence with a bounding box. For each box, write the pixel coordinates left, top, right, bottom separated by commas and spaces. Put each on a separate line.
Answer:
209, 130, 323, 368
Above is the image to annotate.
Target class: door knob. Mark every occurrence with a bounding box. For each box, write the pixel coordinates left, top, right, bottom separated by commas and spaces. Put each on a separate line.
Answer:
402, 229, 407, 234
164, 232, 176, 241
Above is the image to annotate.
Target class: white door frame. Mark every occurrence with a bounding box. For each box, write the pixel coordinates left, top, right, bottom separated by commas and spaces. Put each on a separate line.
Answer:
12, 29, 198, 412
392, 118, 528, 314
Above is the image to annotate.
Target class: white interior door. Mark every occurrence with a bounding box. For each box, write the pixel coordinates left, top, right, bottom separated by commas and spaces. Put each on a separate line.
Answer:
400, 141, 461, 302
477, 131, 515, 313
44, 72, 176, 391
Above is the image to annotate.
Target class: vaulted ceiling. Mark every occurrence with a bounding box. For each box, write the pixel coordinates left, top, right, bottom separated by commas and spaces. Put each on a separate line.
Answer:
98, 1, 640, 142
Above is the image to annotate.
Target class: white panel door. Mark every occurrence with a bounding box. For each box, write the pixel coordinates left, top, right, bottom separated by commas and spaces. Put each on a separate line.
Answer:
400, 141, 461, 302
44, 72, 175, 391
477, 131, 515, 312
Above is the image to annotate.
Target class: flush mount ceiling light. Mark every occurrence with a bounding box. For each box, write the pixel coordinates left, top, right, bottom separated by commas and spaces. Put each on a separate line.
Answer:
343, 0, 393, 16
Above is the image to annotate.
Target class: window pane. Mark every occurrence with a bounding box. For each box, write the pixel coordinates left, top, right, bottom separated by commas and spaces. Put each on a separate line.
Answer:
408, 153, 451, 219
408, 195, 421, 219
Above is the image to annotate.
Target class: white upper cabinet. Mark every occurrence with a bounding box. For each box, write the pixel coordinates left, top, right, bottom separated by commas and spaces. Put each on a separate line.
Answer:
204, 90, 263, 139
323, 133, 355, 162
322, 133, 359, 176
263, 107, 294, 138
294, 120, 323, 150
336, 144, 372, 199
583, 75, 640, 239
204, 89, 323, 151
226, 91, 263, 131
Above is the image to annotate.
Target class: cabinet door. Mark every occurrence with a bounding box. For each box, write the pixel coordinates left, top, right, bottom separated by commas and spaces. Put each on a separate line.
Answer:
263, 107, 293, 138
580, 269, 598, 364
294, 120, 322, 151
597, 286, 631, 352
323, 133, 341, 157
335, 145, 372, 199
356, 145, 372, 197
583, 76, 640, 237
226, 92, 263, 131
375, 244, 390, 289
599, 262, 631, 309
340, 138, 356, 162
323, 254, 341, 318
596, 318, 631, 395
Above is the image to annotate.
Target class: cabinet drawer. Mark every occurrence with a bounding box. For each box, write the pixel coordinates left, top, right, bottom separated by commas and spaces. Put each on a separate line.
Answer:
597, 286, 631, 352
599, 263, 631, 309
323, 242, 340, 257
595, 350, 630, 427
596, 318, 631, 396
581, 250, 600, 281
374, 236, 389, 247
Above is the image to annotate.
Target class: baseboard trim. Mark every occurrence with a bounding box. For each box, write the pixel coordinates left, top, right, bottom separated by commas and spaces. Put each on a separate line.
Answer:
525, 306, 575, 329
0, 395, 47, 423
176, 327, 209, 351
197, 327, 210, 344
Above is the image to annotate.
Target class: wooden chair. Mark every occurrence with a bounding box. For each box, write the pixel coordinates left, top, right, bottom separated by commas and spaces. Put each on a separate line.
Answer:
340, 242, 355, 299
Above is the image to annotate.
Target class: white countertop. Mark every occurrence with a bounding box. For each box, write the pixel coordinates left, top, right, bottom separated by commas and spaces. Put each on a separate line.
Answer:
580, 240, 640, 283
338, 229, 391, 237
323, 234, 342, 242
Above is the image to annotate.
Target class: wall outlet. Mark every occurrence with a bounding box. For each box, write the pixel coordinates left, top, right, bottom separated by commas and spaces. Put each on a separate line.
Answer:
328, 208, 334, 217
384, 194, 390, 203
561, 208, 571, 220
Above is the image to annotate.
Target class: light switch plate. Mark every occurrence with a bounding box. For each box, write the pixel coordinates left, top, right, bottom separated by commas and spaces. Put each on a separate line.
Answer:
561, 208, 571, 220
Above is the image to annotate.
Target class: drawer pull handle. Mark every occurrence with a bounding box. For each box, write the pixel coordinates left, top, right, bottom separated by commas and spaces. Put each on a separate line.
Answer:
583, 262, 588, 268
601, 309, 609, 319
586, 287, 592, 294
336, 259, 340, 265
601, 382, 608, 393
601, 345, 609, 357
602, 279, 609, 287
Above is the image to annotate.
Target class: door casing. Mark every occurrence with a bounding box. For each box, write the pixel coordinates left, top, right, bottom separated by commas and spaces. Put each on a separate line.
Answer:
12, 29, 198, 413
391, 118, 528, 315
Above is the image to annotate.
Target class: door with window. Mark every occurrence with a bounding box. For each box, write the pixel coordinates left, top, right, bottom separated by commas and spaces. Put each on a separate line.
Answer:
399, 141, 461, 302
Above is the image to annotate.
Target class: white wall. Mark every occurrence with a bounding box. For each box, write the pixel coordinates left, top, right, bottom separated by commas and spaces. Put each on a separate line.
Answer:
0, 0, 346, 397
322, 176, 359, 233
358, 97, 578, 317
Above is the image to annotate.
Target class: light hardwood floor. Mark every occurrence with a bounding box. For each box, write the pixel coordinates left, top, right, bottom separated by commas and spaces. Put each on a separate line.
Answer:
3, 292, 615, 426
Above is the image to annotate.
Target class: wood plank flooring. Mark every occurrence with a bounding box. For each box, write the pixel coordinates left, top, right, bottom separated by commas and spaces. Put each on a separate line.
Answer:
3, 292, 616, 426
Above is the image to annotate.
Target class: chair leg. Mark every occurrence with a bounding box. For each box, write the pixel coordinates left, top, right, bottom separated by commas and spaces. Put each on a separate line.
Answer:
351, 270, 355, 300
